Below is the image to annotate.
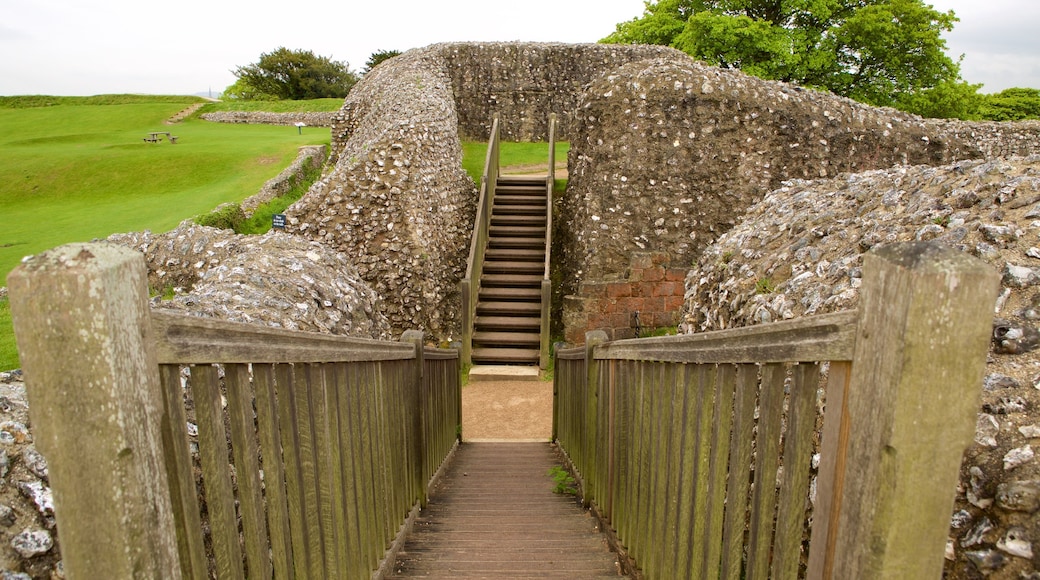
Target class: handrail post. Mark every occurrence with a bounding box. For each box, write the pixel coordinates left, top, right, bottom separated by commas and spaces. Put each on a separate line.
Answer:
810, 242, 998, 579
540, 113, 557, 369
7, 243, 183, 578
402, 330, 428, 507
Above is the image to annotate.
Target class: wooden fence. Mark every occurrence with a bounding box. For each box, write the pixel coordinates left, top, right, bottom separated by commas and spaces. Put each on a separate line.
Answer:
553, 242, 998, 579
7, 243, 461, 579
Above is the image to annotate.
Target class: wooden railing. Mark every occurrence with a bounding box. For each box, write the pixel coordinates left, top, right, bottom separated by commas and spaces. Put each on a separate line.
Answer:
539, 113, 557, 368
460, 114, 501, 366
7, 243, 461, 579
553, 242, 998, 579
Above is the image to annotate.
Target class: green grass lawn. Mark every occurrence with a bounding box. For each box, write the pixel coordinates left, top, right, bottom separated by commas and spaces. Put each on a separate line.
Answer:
0, 96, 332, 370
461, 140, 568, 184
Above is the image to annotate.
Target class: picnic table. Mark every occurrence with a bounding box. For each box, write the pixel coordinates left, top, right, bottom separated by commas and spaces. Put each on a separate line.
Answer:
143, 131, 178, 144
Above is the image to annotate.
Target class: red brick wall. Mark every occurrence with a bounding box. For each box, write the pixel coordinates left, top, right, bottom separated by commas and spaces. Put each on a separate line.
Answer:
563, 252, 686, 344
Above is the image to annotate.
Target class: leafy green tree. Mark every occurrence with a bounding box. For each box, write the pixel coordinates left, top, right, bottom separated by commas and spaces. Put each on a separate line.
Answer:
603, 0, 964, 113
977, 88, 1040, 121
364, 50, 403, 74
231, 47, 358, 100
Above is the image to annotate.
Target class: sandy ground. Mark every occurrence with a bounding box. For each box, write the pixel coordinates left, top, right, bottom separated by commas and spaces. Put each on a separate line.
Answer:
461, 379, 554, 441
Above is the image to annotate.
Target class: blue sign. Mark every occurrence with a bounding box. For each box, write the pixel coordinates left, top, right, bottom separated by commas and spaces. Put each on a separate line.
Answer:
272, 214, 287, 229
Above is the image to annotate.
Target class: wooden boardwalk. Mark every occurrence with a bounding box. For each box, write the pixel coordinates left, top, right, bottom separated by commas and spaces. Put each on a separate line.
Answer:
388, 442, 625, 578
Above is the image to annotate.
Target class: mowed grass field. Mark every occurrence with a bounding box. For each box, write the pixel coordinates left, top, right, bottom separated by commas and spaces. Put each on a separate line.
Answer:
0, 96, 333, 370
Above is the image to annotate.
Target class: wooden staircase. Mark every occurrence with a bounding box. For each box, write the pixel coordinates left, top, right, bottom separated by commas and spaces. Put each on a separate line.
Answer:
471, 176, 548, 366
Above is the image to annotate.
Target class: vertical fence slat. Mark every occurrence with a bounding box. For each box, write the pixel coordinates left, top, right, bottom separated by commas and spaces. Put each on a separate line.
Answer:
746, 363, 785, 580
224, 363, 273, 580
673, 364, 697, 577
612, 360, 631, 547
631, 361, 652, 564
252, 363, 295, 580
325, 364, 352, 576
661, 362, 685, 575
720, 364, 758, 580
688, 364, 717, 576
159, 365, 209, 579
806, 361, 851, 579
359, 362, 382, 569
333, 363, 365, 579
190, 365, 246, 580
772, 363, 821, 579
276, 364, 314, 578
294, 364, 326, 578
645, 362, 669, 577
700, 363, 736, 579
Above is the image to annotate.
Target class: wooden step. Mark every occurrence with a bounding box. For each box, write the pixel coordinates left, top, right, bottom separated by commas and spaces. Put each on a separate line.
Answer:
488, 237, 544, 251
472, 331, 540, 347
471, 347, 541, 364
478, 287, 541, 302
474, 315, 541, 331
482, 260, 543, 274
485, 248, 544, 262
491, 214, 545, 227
477, 301, 541, 316
494, 194, 545, 205
489, 225, 545, 238
480, 273, 543, 287
497, 175, 546, 185
492, 204, 546, 216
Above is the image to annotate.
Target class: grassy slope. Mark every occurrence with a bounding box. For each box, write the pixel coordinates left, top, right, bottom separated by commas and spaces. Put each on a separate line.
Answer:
0, 97, 331, 370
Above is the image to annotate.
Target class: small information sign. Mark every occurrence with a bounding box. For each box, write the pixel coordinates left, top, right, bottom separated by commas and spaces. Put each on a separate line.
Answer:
272, 214, 287, 229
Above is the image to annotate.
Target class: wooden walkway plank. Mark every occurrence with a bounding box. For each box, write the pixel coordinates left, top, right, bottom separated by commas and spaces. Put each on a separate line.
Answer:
389, 443, 625, 578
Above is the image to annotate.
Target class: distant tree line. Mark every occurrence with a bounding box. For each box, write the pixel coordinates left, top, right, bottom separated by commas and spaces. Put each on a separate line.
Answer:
224, 48, 401, 101
602, 0, 1040, 121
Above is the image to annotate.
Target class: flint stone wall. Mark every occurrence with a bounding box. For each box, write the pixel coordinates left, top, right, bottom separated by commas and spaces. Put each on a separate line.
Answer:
303, 41, 1040, 342
289, 49, 476, 339
201, 111, 335, 127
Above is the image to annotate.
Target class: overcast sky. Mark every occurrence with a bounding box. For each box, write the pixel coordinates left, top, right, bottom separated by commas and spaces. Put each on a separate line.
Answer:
0, 0, 1035, 97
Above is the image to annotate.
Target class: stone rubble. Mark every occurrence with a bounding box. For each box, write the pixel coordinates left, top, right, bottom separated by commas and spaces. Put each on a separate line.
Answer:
0, 371, 60, 578
107, 222, 391, 339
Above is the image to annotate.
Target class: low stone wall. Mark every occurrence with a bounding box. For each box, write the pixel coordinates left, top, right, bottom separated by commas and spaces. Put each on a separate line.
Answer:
201, 111, 336, 127
240, 145, 327, 217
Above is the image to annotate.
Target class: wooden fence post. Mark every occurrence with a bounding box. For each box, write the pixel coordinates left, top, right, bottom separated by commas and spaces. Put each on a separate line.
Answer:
814, 242, 998, 579
402, 330, 427, 506
7, 243, 182, 578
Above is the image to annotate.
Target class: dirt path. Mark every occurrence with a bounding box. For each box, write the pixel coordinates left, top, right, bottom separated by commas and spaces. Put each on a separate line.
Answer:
461, 379, 554, 441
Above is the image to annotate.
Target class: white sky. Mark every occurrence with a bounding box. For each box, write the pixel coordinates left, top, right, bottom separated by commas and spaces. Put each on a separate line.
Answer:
0, 0, 1035, 97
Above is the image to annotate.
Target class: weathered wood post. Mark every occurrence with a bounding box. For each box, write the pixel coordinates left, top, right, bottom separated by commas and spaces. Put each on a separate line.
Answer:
809, 242, 999, 579
7, 243, 182, 578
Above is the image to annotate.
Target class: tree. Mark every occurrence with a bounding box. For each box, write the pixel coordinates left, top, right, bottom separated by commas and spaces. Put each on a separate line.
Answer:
230, 47, 358, 100
603, 0, 964, 114
977, 88, 1040, 121
364, 50, 402, 74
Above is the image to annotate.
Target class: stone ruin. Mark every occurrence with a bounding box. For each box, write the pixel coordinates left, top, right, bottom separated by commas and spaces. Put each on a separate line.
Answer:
7, 41, 1040, 577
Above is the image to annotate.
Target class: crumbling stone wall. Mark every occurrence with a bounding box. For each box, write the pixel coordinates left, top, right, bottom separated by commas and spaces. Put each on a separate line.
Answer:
289, 49, 477, 339
201, 111, 335, 127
